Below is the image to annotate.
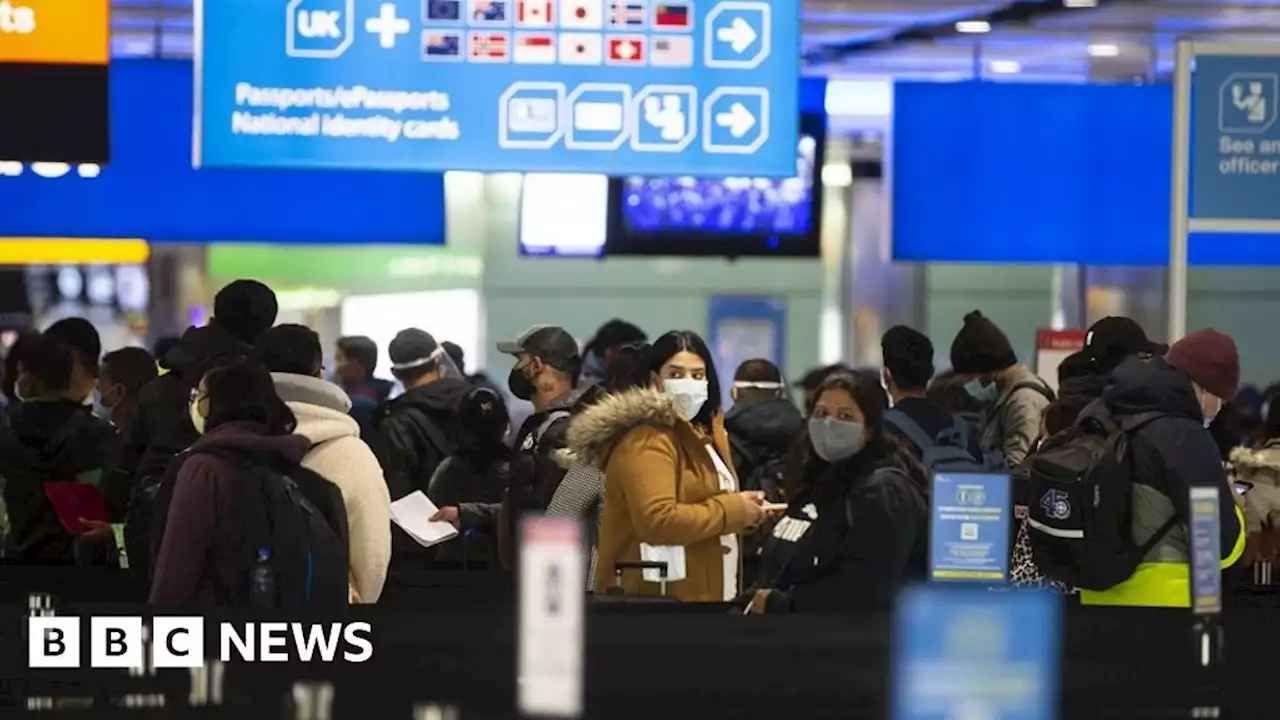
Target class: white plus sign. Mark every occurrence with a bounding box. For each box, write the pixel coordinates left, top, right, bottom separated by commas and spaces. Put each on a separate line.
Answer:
366, 3, 409, 49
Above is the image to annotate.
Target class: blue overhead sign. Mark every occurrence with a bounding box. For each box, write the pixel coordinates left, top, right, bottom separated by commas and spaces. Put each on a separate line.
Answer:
1192, 52, 1280, 224
195, 0, 800, 176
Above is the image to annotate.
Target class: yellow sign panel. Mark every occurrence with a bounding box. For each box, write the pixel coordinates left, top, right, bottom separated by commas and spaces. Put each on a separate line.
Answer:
0, 239, 150, 265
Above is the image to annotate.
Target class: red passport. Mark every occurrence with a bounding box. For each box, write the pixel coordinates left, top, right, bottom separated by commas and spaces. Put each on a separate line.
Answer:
43, 482, 110, 535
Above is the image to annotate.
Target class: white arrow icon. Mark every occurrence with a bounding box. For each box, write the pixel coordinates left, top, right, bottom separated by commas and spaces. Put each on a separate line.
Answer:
715, 102, 755, 138
716, 17, 757, 53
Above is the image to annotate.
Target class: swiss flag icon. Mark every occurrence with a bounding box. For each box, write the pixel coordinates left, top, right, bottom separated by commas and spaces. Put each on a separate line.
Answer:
517, 0, 554, 26
607, 35, 645, 64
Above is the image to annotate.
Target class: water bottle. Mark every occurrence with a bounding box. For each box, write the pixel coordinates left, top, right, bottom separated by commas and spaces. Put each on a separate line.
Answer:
249, 548, 278, 608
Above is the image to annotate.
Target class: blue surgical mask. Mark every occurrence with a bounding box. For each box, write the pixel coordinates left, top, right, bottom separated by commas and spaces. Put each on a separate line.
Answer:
809, 417, 865, 462
663, 378, 708, 421
964, 378, 1000, 403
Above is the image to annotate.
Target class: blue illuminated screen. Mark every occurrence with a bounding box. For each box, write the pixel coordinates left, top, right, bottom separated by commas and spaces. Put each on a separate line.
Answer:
620, 133, 817, 235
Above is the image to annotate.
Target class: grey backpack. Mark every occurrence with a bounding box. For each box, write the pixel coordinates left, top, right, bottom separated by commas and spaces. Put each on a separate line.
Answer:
884, 409, 989, 474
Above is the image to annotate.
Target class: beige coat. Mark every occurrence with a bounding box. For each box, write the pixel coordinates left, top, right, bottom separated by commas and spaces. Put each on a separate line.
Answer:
568, 387, 753, 602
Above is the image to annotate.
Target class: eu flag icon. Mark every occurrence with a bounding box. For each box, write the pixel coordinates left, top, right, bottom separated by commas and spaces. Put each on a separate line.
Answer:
426, 0, 462, 21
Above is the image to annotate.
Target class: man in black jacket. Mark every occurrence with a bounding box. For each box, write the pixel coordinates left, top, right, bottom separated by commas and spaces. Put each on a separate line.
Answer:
0, 334, 119, 563
725, 359, 800, 498
1079, 329, 1245, 607
369, 328, 470, 571
881, 325, 983, 462
120, 279, 276, 580
499, 325, 581, 509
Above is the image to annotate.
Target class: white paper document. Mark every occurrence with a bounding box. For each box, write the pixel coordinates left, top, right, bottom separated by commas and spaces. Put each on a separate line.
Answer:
389, 491, 459, 548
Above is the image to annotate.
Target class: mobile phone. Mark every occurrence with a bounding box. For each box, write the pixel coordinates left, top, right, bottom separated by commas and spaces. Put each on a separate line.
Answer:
1234, 481, 1254, 496
762, 503, 789, 512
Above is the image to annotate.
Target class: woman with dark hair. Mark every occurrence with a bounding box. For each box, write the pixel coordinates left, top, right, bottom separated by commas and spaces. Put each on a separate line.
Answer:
551, 343, 652, 589
569, 330, 769, 601
149, 362, 314, 605
426, 386, 532, 567
745, 372, 929, 613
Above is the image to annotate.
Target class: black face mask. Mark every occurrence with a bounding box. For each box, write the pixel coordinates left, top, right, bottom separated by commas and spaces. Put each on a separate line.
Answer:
508, 363, 536, 401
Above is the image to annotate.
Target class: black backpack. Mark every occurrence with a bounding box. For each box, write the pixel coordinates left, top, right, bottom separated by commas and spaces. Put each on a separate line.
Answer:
152, 445, 349, 608
884, 409, 991, 474
728, 435, 787, 503
1024, 409, 1178, 591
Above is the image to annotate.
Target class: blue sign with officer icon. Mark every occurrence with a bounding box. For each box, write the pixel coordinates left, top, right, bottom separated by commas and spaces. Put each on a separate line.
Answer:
1192, 53, 1280, 221
196, 0, 799, 176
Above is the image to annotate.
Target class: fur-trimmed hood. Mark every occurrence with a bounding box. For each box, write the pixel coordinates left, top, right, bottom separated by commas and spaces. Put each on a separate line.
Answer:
1230, 442, 1280, 481
566, 387, 681, 468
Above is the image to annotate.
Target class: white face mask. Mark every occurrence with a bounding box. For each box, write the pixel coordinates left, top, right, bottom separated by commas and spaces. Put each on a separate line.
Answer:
663, 378, 709, 421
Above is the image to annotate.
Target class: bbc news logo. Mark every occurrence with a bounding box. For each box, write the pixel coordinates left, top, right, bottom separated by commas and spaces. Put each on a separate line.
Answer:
28, 617, 373, 668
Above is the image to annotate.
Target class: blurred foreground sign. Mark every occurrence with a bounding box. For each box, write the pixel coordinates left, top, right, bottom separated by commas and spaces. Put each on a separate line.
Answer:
892, 587, 1061, 720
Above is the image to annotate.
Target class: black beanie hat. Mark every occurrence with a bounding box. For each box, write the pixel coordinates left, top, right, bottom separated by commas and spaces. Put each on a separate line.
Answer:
949, 310, 1017, 375
213, 279, 279, 346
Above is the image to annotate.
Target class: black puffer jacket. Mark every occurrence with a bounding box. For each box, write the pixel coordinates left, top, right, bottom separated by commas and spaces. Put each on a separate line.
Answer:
368, 378, 471, 570
121, 324, 249, 581
1099, 357, 1241, 563
0, 398, 119, 563
724, 396, 802, 496
758, 441, 928, 612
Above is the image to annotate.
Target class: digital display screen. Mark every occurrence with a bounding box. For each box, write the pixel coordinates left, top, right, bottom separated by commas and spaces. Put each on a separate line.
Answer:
604, 113, 824, 258
620, 133, 816, 235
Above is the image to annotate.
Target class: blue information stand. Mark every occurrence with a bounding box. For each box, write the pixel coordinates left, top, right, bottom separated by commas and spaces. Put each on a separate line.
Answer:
194, 0, 799, 176
928, 472, 1011, 583
892, 586, 1060, 720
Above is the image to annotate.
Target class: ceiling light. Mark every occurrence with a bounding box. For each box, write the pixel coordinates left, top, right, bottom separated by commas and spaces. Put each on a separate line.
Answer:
990, 60, 1021, 74
1064, 0, 1097, 7
956, 20, 991, 33
1087, 43, 1120, 57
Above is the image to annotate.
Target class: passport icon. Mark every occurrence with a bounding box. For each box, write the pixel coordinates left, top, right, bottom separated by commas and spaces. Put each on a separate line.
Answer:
425, 0, 461, 22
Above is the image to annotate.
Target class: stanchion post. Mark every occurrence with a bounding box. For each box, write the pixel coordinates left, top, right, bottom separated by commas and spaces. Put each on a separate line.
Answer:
1168, 37, 1193, 344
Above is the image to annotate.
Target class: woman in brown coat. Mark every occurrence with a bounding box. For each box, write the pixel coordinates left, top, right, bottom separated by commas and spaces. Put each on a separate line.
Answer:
567, 331, 769, 602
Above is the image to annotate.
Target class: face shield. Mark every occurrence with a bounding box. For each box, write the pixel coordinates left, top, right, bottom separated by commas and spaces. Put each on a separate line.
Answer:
389, 346, 466, 383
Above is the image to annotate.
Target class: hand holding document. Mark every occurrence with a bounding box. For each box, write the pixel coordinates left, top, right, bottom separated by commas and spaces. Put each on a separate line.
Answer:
390, 491, 459, 549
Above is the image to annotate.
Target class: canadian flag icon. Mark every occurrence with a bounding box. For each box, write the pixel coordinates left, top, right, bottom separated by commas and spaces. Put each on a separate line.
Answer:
517, 0, 554, 26
607, 35, 645, 65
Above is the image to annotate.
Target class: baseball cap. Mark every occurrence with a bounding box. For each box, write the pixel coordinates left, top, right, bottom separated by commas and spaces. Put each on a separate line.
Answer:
1083, 317, 1167, 369
497, 325, 580, 372
388, 328, 442, 371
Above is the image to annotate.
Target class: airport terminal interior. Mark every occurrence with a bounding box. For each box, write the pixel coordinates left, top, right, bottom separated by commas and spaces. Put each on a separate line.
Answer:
5, 0, 1280, 717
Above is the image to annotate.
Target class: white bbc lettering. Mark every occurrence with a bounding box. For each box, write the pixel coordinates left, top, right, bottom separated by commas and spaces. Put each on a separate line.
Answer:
260, 622, 290, 662
220, 624, 255, 662
152, 617, 205, 668
0, 1, 36, 35
298, 9, 342, 37
28, 617, 80, 668
343, 623, 373, 662
90, 617, 144, 669
292, 623, 344, 662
